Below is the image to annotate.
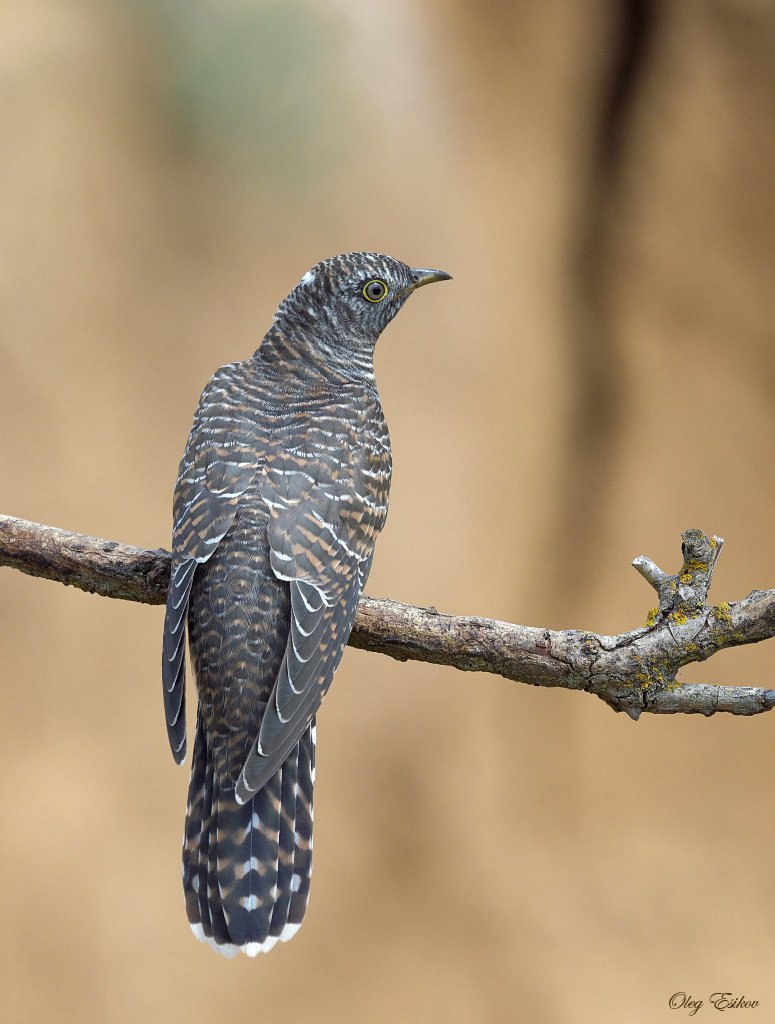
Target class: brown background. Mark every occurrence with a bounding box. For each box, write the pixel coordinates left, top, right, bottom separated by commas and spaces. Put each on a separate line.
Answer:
1, 2, 774, 1022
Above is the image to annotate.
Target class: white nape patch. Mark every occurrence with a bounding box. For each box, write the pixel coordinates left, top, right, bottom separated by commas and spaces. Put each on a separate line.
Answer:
290, 873, 302, 893
280, 922, 302, 943
300, 270, 315, 285
242, 894, 259, 911
244, 935, 279, 957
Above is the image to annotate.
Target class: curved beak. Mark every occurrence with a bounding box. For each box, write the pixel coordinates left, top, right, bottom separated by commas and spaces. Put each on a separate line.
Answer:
409, 267, 453, 291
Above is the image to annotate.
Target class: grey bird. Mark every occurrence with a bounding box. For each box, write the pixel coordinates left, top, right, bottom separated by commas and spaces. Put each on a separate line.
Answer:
162, 252, 451, 956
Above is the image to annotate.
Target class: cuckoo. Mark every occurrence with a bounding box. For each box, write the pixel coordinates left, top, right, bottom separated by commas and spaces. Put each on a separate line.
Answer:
162, 252, 451, 957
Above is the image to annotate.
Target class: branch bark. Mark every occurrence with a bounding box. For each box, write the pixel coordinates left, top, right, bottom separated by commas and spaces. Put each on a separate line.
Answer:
1, 514, 773, 719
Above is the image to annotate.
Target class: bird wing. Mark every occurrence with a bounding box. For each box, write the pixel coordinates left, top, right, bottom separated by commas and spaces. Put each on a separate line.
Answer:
162, 361, 265, 763
234, 401, 390, 803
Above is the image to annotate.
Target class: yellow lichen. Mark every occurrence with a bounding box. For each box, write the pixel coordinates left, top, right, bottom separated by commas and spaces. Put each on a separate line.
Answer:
679, 558, 709, 580
645, 607, 659, 627
714, 602, 732, 625
633, 663, 676, 690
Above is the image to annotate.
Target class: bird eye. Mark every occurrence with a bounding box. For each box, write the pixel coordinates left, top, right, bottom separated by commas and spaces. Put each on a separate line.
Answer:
362, 279, 388, 303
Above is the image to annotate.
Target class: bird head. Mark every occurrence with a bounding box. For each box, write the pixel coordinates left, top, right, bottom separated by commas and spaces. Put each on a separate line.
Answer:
295, 251, 451, 337
267, 252, 451, 379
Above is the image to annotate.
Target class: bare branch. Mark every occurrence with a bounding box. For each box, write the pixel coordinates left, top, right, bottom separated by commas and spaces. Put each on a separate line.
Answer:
0, 515, 170, 604
1, 514, 774, 719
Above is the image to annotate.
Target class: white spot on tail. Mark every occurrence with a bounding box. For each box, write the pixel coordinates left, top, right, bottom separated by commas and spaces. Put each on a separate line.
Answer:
238, 921, 303, 955
190, 922, 239, 958
208, 938, 239, 958
291, 873, 302, 893
280, 922, 302, 943
244, 935, 279, 957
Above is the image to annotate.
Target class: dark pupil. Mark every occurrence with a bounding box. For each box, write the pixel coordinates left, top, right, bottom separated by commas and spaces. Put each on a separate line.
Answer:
367, 281, 384, 300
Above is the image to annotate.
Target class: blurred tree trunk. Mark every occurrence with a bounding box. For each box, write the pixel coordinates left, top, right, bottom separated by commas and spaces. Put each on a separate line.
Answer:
437, 0, 775, 615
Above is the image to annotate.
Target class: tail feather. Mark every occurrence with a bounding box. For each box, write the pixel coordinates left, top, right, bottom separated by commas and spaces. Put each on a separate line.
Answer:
182, 717, 207, 930
183, 716, 314, 957
287, 721, 315, 929
182, 722, 237, 956
207, 773, 236, 953
195, 757, 213, 941
268, 742, 300, 939
217, 773, 281, 952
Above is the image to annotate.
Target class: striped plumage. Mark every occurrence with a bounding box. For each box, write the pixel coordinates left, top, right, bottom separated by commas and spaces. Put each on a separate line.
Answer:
162, 253, 450, 957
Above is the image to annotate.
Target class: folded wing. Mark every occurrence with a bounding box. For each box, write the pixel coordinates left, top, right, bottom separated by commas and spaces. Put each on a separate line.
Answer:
162, 362, 266, 763
235, 409, 389, 802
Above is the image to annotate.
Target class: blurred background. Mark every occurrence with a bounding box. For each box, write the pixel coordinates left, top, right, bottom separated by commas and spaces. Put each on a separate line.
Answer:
1, 1, 774, 1021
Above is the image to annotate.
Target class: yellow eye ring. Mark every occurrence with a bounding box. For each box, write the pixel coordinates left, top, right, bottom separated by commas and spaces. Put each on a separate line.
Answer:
362, 279, 388, 303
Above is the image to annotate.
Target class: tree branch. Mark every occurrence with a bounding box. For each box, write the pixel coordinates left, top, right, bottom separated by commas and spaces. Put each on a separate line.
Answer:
1, 514, 773, 719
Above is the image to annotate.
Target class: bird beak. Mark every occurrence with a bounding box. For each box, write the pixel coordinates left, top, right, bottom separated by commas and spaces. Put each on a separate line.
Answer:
409, 268, 453, 291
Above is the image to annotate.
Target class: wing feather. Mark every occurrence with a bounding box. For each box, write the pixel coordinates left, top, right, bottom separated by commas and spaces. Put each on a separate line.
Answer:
162, 361, 265, 762
235, 418, 388, 802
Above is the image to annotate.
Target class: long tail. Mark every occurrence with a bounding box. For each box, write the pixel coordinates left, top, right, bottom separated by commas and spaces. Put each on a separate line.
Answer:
183, 713, 315, 957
